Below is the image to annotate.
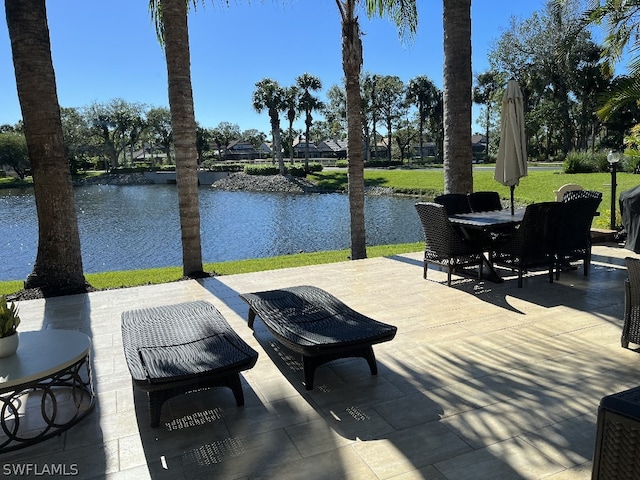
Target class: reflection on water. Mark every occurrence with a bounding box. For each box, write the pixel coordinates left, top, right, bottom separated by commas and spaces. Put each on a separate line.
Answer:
0, 185, 423, 281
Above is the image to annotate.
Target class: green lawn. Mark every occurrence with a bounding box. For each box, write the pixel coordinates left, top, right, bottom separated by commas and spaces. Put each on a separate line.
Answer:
313, 167, 639, 228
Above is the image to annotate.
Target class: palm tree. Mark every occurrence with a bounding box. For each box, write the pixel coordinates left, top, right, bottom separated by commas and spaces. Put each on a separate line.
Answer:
407, 75, 441, 163
253, 78, 286, 175
150, 0, 204, 277
336, 0, 417, 260
443, 0, 473, 194
296, 73, 324, 172
5, 0, 87, 295
283, 85, 300, 165
472, 71, 501, 159
578, 0, 640, 122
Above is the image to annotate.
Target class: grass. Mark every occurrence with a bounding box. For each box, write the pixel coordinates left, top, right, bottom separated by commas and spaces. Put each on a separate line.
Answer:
314, 167, 636, 228
0, 242, 424, 296
3, 166, 635, 295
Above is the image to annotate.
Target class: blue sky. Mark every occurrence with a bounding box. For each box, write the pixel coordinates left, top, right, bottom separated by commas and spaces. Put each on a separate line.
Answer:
1, 1, 564, 135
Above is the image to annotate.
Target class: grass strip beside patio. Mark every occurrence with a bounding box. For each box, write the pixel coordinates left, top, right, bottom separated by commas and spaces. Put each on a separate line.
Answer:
0, 242, 424, 296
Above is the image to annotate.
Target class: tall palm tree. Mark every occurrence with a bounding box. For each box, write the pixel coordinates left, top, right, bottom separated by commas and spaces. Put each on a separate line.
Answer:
336, 0, 417, 260
443, 0, 473, 194
296, 73, 324, 172
5, 0, 87, 294
253, 78, 286, 175
472, 71, 501, 159
150, 0, 204, 277
283, 85, 299, 165
580, 0, 640, 121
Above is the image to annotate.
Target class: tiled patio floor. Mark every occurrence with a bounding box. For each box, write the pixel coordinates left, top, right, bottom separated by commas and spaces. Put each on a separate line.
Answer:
1, 243, 639, 479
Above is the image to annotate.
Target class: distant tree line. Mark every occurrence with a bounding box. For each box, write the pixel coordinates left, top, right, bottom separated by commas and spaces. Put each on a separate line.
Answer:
1, 71, 446, 177
472, 0, 639, 162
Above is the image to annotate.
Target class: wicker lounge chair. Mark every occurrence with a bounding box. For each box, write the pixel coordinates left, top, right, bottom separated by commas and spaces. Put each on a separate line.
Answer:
490, 202, 563, 287
468, 191, 502, 212
622, 257, 640, 349
121, 301, 258, 427
239, 285, 397, 390
415, 202, 485, 286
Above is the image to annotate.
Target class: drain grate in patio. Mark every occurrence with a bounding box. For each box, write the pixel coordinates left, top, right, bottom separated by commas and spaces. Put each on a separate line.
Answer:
182, 437, 246, 466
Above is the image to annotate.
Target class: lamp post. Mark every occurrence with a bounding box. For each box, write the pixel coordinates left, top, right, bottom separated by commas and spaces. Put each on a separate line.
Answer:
608, 150, 621, 230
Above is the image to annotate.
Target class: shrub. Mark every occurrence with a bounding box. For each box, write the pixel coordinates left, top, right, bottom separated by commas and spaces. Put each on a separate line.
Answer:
335, 160, 348, 168
622, 152, 640, 174
286, 164, 306, 177
204, 163, 244, 172
365, 159, 403, 168
245, 164, 279, 175
563, 151, 608, 173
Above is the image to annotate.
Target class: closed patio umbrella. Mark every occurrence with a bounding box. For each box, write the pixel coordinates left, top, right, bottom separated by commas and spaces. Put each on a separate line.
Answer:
495, 79, 527, 214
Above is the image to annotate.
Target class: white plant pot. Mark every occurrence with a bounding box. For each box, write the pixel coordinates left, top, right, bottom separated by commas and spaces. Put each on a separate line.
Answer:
0, 332, 19, 358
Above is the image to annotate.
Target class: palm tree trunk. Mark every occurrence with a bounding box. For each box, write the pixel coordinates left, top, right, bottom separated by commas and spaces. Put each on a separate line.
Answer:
161, 0, 204, 276
341, 4, 367, 260
442, 0, 473, 194
6, 0, 87, 294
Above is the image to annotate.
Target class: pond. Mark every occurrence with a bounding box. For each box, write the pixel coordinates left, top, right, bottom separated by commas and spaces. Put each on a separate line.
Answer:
0, 185, 425, 281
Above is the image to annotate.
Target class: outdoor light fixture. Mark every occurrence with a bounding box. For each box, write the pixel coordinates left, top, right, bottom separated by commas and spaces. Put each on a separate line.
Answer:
608, 150, 621, 230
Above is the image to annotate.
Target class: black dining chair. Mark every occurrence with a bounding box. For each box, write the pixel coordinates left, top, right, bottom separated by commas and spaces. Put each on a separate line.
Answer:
562, 189, 603, 202
414, 202, 485, 286
468, 191, 502, 213
490, 202, 563, 288
622, 257, 640, 349
433, 193, 472, 215
555, 196, 602, 279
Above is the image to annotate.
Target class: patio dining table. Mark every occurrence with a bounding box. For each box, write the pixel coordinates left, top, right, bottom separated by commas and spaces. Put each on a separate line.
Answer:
448, 208, 525, 282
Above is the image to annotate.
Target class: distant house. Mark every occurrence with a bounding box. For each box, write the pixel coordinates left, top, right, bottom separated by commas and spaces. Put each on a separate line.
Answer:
411, 142, 437, 158
257, 142, 272, 158
132, 146, 168, 165
316, 139, 347, 159
224, 140, 259, 160
471, 134, 487, 156
292, 138, 320, 158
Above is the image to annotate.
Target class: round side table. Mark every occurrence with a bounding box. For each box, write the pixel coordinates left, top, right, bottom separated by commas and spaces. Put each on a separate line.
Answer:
0, 330, 95, 452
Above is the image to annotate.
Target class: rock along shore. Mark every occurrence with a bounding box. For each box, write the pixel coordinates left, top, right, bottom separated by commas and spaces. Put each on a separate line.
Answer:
73, 171, 395, 195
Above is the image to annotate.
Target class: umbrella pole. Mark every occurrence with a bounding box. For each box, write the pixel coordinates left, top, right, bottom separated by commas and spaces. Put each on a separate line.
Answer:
510, 185, 515, 215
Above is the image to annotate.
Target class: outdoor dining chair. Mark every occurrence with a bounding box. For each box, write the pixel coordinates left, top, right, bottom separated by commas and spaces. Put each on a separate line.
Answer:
490, 202, 563, 288
468, 191, 502, 212
562, 189, 603, 203
415, 202, 485, 286
433, 193, 472, 215
555, 196, 602, 280
622, 257, 640, 349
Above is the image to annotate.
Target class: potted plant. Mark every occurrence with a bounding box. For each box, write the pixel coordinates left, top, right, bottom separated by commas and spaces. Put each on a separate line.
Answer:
0, 295, 20, 357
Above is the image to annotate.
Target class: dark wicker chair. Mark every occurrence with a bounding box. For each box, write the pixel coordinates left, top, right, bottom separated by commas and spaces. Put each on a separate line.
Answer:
592, 386, 640, 479
562, 189, 603, 202
622, 257, 640, 349
468, 191, 502, 212
433, 193, 472, 215
555, 196, 602, 280
415, 202, 485, 286
490, 202, 563, 288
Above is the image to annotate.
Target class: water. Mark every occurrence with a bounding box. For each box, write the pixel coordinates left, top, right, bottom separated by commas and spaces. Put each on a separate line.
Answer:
0, 185, 424, 281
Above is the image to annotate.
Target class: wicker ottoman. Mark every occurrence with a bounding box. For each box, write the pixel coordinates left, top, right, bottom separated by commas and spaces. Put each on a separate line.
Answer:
592, 386, 640, 479
121, 301, 258, 427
